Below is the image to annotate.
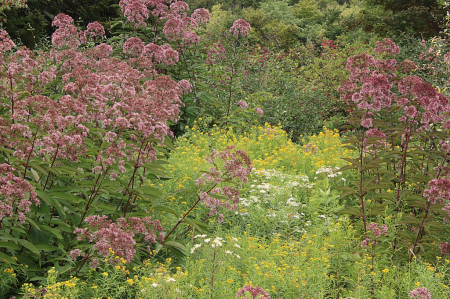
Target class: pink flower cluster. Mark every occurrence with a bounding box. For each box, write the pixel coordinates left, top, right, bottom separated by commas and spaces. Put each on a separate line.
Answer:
339, 39, 450, 132
73, 215, 164, 263
85, 21, 105, 38
374, 38, 400, 56
0, 29, 16, 52
0, 164, 39, 224
206, 43, 226, 65
236, 100, 248, 109
0, 11, 191, 241
255, 107, 263, 116
196, 146, 252, 216
51, 14, 87, 48
119, 0, 150, 28
191, 8, 210, 25
409, 287, 432, 299
159, 2, 211, 46
230, 19, 251, 37
236, 285, 271, 299
0, 13, 188, 177
440, 242, 450, 255
423, 178, 450, 204
361, 223, 388, 247
69, 248, 84, 261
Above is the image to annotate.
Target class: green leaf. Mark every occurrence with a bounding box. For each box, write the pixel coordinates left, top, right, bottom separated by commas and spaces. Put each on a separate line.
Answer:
404, 195, 425, 201
377, 169, 396, 176
35, 244, 58, 252
153, 204, 178, 217
209, 193, 228, 200
336, 186, 356, 192
30, 168, 40, 183
397, 231, 413, 241
16, 239, 40, 255
167, 243, 186, 261
50, 192, 84, 204
401, 215, 419, 225
133, 186, 163, 199
366, 183, 391, 191
35, 190, 56, 206
47, 219, 71, 227
41, 225, 64, 240
165, 241, 186, 253
50, 94, 64, 100
26, 217, 41, 231
183, 218, 208, 234
366, 206, 386, 216
125, 212, 150, 218
338, 207, 361, 216
339, 190, 357, 199
372, 192, 395, 200
0, 242, 20, 251
54, 262, 73, 275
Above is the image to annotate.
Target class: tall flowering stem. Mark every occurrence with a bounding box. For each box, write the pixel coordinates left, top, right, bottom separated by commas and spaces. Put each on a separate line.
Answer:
0, 0, 209, 280
0, 0, 255, 289
339, 38, 450, 262
163, 146, 252, 243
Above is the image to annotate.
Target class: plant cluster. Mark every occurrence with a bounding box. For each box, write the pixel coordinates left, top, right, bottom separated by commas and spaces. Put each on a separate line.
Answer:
0, 1, 254, 296
338, 38, 450, 277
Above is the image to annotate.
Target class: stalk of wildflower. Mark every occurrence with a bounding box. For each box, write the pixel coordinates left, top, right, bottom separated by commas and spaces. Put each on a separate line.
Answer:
414, 152, 450, 259
361, 222, 388, 284
164, 146, 251, 243
338, 38, 450, 260
225, 19, 250, 120
189, 234, 241, 298
0, 3, 195, 267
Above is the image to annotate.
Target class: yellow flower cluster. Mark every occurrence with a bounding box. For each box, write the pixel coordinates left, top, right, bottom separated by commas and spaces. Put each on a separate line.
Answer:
167, 122, 350, 186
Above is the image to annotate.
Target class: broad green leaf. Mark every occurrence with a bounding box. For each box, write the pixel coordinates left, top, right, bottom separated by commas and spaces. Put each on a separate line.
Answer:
30, 168, 40, 183
366, 206, 386, 216
16, 239, 40, 255
183, 218, 208, 233
41, 225, 64, 240
26, 217, 41, 231
339, 190, 357, 199
35, 244, 58, 252
134, 186, 162, 198
338, 207, 361, 216
165, 241, 186, 253
35, 190, 56, 206
0, 242, 20, 251
153, 204, 178, 217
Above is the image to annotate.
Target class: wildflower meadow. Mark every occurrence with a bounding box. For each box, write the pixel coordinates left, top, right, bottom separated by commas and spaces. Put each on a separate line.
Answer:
2, 0, 450, 298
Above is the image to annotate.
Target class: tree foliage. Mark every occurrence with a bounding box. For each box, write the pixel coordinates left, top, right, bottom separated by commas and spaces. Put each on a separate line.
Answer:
348, 0, 447, 38
0, 0, 119, 48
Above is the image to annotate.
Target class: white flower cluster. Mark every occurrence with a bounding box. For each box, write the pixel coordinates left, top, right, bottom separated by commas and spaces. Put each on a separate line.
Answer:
256, 183, 273, 194
190, 235, 241, 258
240, 196, 260, 207
293, 174, 315, 188
252, 169, 285, 180
315, 166, 342, 178
286, 197, 300, 207
211, 236, 224, 248
190, 244, 201, 253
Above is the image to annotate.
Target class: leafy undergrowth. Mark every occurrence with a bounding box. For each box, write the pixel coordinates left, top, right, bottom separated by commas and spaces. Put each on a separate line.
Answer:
13, 124, 450, 299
